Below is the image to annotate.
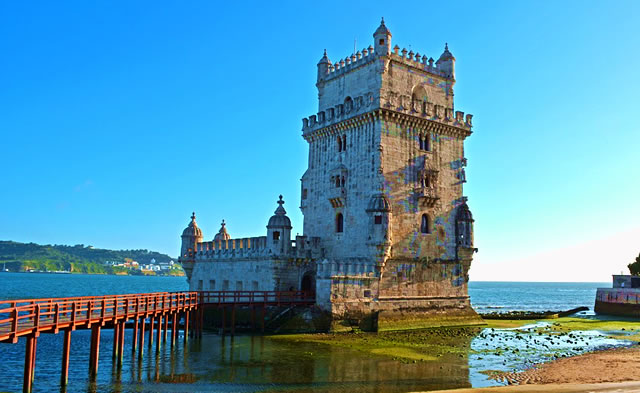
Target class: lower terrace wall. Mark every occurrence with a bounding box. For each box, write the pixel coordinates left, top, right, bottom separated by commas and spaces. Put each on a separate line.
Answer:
188, 258, 315, 292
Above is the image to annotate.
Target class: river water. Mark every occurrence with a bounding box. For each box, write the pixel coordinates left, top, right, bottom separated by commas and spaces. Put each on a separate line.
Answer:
0, 273, 628, 392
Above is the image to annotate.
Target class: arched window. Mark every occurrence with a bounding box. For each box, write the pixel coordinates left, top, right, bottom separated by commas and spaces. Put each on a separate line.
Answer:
342, 134, 347, 151
341, 175, 345, 187
419, 135, 424, 150
335, 176, 341, 188
337, 136, 342, 152
424, 135, 430, 151
420, 214, 430, 234
412, 85, 428, 113
344, 96, 353, 113
336, 213, 344, 233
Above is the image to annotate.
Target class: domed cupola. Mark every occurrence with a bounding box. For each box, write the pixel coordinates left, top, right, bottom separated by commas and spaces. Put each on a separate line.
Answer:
266, 195, 292, 255
213, 219, 231, 242
182, 212, 203, 238
180, 212, 204, 259
267, 195, 292, 229
366, 193, 391, 213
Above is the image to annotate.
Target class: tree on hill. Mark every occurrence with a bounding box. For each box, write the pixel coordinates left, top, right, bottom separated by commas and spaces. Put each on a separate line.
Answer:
627, 252, 640, 275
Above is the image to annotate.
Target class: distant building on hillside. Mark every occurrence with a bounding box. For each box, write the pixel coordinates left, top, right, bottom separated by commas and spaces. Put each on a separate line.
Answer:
179, 19, 479, 330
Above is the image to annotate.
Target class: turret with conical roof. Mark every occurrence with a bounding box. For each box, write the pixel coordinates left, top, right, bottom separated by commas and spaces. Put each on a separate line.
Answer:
373, 17, 392, 56
436, 43, 455, 79
266, 195, 292, 255
317, 49, 332, 83
180, 212, 204, 259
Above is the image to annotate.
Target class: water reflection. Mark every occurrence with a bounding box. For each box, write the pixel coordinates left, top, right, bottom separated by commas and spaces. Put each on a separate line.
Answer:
1, 323, 631, 393
167, 333, 474, 393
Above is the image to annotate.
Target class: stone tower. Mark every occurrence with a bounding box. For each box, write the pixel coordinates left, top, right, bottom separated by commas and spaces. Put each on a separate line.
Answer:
300, 19, 478, 328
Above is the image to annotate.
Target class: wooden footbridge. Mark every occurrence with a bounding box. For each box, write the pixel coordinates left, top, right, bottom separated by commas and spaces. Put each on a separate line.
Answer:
0, 290, 314, 393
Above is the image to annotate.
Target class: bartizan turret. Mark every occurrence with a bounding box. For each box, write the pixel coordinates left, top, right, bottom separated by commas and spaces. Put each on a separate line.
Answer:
317, 49, 331, 83
373, 18, 392, 56
436, 43, 455, 79
266, 195, 292, 256
179, 212, 203, 280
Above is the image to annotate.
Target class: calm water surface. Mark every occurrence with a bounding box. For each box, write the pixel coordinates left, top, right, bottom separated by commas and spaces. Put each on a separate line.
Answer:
0, 274, 627, 392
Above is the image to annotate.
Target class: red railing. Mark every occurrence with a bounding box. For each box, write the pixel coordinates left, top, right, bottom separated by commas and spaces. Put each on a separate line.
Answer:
198, 290, 315, 305
0, 292, 199, 343
0, 290, 315, 343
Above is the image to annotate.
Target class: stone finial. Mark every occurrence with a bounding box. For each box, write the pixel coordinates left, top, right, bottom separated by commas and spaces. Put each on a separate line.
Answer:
415, 52, 421, 61
408, 50, 414, 60
363, 48, 368, 56
428, 57, 434, 67
356, 51, 362, 60
422, 55, 428, 64
393, 45, 400, 55
191, 212, 196, 221
401, 48, 407, 58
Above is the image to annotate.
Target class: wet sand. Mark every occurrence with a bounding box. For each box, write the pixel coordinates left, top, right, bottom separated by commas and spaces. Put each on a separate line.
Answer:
427, 346, 640, 392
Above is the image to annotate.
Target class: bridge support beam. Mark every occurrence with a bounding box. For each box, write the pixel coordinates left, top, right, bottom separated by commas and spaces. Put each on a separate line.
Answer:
112, 322, 119, 360
184, 311, 189, 344
89, 325, 101, 380
132, 315, 139, 354
117, 321, 125, 366
231, 305, 236, 336
138, 317, 145, 360
171, 312, 177, 347
60, 328, 71, 389
163, 313, 168, 343
148, 316, 154, 349
221, 307, 225, 334
23, 334, 37, 393
155, 314, 162, 353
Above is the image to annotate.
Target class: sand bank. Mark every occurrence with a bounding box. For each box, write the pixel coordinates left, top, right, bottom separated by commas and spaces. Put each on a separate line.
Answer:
426, 346, 640, 392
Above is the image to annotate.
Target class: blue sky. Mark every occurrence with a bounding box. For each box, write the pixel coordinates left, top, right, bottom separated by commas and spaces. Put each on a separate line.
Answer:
1, 1, 638, 281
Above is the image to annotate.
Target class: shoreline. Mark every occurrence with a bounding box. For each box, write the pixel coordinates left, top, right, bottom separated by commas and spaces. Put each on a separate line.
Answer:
425, 345, 640, 392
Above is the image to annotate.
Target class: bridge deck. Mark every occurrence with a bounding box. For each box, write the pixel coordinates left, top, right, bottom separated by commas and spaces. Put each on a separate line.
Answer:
0, 290, 314, 343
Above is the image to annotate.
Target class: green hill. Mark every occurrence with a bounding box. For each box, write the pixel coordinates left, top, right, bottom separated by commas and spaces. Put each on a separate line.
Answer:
0, 240, 181, 275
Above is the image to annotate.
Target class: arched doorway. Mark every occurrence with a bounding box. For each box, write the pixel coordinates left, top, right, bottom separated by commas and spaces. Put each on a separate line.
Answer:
301, 271, 316, 294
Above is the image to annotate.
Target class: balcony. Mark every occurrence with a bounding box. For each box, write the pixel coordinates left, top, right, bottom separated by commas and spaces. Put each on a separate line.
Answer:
415, 186, 439, 207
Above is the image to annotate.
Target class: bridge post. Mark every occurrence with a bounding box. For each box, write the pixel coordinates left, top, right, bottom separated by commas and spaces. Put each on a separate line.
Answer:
132, 313, 139, 354
138, 317, 145, 360
155, 314, 162, 353
199, 306, 204, 338
261, 305, 265, 333
112, 322, 119, 360
163, 312, 168, 343
221, 306, 225, 335
60, 328, 71, 388
117, 320, 125, 366
171, 312, 177, 347
23, 334, 37, 393
251, 306, 256, 331
89, 324, 101, 380
148, 315, 155, 349
184, 310, 189, 344
231, 305, 236, 336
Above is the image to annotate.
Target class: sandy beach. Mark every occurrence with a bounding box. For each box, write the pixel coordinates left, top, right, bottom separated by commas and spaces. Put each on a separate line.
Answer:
428, 346, 640, 392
